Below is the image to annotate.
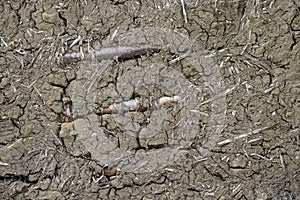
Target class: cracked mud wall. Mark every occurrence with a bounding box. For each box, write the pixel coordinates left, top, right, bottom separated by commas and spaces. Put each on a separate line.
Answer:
0, 0, 299, 199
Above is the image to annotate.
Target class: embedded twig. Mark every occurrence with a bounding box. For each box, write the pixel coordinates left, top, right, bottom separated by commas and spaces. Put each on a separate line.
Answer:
199, 80, 240, 106
98, 96, 180, 115
0, 161, 9, 166
0, 36, 7, 47
240, 30, 252, 55
217, 124, 278, 146
69, 35, 82, 48
158, 96, 180, 107
50, 129, 63, 146
110, 27, 119, 41
99, 99, 143, 114
263, 81, 279, 93
249, 152, 274, 161
33, 85, 46, 105
280, 153, 285, 169
63, 45, 161, 63
168, 51, 190, 65
180, 0, 188, 23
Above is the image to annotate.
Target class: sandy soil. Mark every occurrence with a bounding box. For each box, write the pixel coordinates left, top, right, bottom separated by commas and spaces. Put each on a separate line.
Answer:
0, 0, 299, 199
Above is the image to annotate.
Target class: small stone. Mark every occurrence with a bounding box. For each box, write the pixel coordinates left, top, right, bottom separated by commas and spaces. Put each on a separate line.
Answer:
103, 168, 118, 177
262, 75, 270, 85
15, 182, 30, 193
66, 70, 76, 81
0, 77, 9, 88
286, 110, 294, 118
59, 122, 74, 139
291, 87, 300, 94
142, 197, 154, 200
62, 96, 71, 104
39, 178, 51, 190
230, 156, 247, 168
48, 73, 68, 87
37, 191, 63, 199
48, 101, 62, 113
42, 12, 62, 25
273, 68, 285, 76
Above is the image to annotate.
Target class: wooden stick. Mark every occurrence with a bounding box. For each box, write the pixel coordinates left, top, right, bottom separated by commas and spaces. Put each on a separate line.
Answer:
63, 45, 161, 63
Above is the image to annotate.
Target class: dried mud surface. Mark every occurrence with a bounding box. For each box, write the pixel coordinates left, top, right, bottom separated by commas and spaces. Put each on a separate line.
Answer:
0, 1, 299, 199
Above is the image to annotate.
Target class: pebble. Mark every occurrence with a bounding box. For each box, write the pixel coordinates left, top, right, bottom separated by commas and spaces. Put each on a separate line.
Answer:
42, 11, 62, 25
230, 156, 247, 168
0, 77, 9, 88
59, 122, 74, 139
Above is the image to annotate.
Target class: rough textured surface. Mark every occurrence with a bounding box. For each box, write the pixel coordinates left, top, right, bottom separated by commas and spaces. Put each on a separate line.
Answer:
0, 0, 299, 199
